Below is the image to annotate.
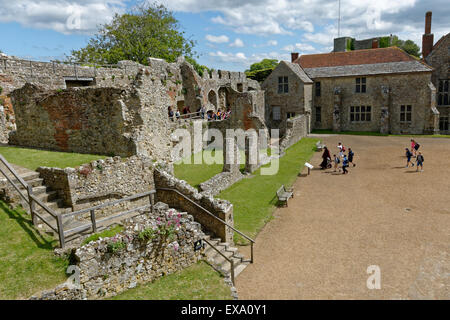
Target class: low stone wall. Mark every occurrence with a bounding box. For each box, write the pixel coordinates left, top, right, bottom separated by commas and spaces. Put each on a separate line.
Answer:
280, 114, 308, 151
37, 156, 155, 211
30, 202, 205, 300
154, 169, 234, 243
199, 171, 244, 197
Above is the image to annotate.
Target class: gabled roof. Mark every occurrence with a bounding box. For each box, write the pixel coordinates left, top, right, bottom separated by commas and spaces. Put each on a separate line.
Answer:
295, 47, 419, 68
281, 61, 313, 83
432, 33, 450, 51
294, 47, 432, 78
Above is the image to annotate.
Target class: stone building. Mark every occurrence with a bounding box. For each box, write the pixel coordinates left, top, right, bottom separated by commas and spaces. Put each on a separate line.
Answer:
283, 47, 439, 134
423, 11, 450, 133
262, 60, 313, 136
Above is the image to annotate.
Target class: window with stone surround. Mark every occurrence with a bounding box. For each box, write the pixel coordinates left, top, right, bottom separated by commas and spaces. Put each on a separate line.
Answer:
315, 106, 321, 122
315, 82, 321, 97
440, 116, 449, 131
272, 106, 281, 120
350, 106, 371, 122
287, 112, 296, 119
400, 105, 412, 123
438, 80, 449, 106
278, 76, 289, 94
355, 77, 366, 93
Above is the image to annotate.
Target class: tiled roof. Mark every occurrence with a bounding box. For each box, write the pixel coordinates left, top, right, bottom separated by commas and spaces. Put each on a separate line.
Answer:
282, 61, 313, 83
303, 60, 432, 78
432, 33, 450, 51
295, 47, 418, 68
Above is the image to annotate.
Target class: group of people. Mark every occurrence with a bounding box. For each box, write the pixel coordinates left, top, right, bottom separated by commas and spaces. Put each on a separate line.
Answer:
168, 105, 231, 121
405, 139, 424, 172
320, 142, 356, 174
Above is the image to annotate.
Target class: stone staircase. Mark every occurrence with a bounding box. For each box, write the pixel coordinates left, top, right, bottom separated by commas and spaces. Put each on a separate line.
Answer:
4, 169, 75, 232
203, 233, 249, 279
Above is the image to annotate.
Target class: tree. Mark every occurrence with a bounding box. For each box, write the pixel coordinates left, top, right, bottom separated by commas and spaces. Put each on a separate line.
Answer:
245, 59, 279, 73
245, 59, 279, 82
185, 56, 210, 77
70, 2, 196, 65
390, 36, 421, 58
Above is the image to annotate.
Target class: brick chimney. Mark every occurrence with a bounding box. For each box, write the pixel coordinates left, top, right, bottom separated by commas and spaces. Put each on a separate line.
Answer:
291, 52, 299, 63
372, 39, 379, 49
422, 11, 434, 59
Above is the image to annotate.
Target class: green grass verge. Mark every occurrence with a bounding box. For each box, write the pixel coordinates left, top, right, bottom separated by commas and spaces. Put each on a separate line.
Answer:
174, 149, 245, 188
110, 261, 232, 300
217, 137, 318, 244
311, 129, 450, 138
0, 201, 68, 299
82, 225, 124, 245
0, 146, 108, 170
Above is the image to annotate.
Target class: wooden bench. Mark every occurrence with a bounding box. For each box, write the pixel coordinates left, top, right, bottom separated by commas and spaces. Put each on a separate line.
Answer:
276, 185, 294, 207
316, 141, 325, 152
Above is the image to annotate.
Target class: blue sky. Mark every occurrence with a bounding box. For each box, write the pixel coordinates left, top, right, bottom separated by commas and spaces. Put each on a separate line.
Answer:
0, 0, 448, 71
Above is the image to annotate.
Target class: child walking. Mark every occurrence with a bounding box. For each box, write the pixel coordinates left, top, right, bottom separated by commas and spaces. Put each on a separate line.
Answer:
342, 154, 349, 174
333, 154, 340, 172
348, 148, 356, 167
405, 148, 414, 168
416, 152, 424, 172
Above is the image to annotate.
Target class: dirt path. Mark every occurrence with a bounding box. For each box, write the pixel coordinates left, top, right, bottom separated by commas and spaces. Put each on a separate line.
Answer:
235, 135, 449, 299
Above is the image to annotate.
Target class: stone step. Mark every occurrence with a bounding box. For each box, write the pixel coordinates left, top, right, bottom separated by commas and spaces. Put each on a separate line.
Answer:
20, 171, 40, 181
31, 185, 50, 195
35, 190, 58, 202
28, 178, 45, 188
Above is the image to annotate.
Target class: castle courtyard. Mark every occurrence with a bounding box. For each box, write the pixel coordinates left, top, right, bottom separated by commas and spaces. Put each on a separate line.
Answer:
236, 134, 449, 299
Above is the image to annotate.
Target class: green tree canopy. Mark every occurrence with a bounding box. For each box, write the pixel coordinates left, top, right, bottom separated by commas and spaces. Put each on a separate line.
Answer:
70, 3, 196, 65
391, 36, 421, 58
245, 59, 279, 73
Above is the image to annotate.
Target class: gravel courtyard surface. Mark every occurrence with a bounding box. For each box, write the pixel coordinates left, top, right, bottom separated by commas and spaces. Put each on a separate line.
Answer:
235, 135, 449, 299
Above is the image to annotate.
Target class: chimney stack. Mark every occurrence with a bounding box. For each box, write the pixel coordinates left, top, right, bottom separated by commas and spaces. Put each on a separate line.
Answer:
291, 52, 299, 63
422, 11, 434, 59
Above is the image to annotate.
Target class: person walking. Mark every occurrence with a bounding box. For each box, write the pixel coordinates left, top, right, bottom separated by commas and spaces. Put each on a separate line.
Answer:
342, 154, 349, 174
320, 147, 331, 170
405, 148, 414, 168
416, 152, 424, 172
337, 142, 344, 158
348, 148, 356, 167
413, 140, 420, 156
334, 154, 340, 172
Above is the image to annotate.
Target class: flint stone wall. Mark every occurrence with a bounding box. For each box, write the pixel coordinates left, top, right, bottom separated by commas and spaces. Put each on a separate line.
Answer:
30, 203, 205, 300
36, 156, 155, 212
154, 169, 234, 243
279, 114, 308, 151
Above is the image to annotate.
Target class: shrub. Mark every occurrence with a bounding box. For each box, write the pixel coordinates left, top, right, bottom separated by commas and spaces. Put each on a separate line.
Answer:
0, 86, 3, 94
106, 235, 127, 253
138, 227, 156, 241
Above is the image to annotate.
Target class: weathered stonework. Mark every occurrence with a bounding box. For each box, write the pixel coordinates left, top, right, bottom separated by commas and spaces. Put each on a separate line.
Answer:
279, 115, 308, 151
154, 169, 234, 243
30, 203, 205, 300
37, 156, 155, 211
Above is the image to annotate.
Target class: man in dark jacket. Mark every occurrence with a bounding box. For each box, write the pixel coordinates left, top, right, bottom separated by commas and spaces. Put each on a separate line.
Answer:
416, 152, 424, 172
405, 148, 414, 168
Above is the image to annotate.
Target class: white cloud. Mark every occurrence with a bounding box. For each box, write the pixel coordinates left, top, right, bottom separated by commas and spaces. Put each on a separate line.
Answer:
209, 49, 290, 69
205, 34, 230, 43
0, 0, 126, 34
282, 43, 316, 52
267, 40, 278, 46
229, 38, 244, 47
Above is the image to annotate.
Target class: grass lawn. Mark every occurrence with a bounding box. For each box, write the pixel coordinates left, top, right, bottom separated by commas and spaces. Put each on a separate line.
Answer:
218, 137, 318, 244
311, 129, 450, 138
0, 145, 107, 170
0, 201, 69, 299
174, 149, 244, 188
110, 261, 232, 300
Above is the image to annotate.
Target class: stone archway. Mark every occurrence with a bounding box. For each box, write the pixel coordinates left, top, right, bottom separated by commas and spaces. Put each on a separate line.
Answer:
208, 90, 218, 109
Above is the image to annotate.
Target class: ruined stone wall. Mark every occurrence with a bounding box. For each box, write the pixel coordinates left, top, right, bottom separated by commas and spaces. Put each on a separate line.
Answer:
279, 115, 308, 151
154, 169, 234, 243
37, 156, 155, 211
30, 203, 204, 300
0, 58, 141, 143
312, 72, 436, 134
